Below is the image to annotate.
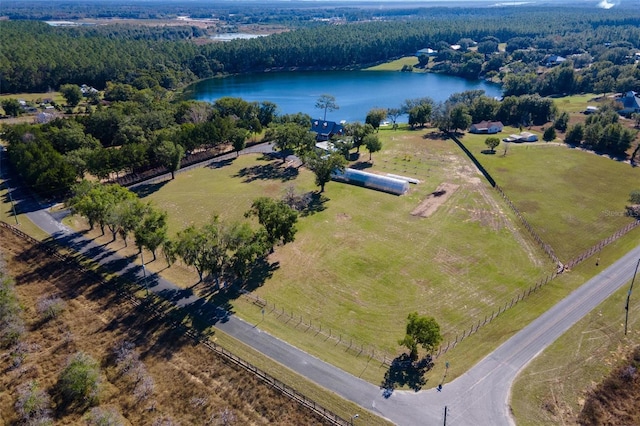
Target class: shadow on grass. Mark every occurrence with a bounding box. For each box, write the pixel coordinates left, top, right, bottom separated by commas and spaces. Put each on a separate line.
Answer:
207, 157, 235, 169
300, 192, 328, 217
481, 149, 497, 155
381, 354, 434, 397
423, 131, 449, 140
235, 162, 299, 183
132, 180, 170, 198
350, 161, 373, 171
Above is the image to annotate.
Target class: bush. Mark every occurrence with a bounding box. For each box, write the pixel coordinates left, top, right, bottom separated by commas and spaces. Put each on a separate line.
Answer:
36, 295, 66, 321
10, 341, 29, 370
57, 352, 101, 408
15, 380, 52, 425
629, 190, 640, 205
543, 126, 557, 142
112, 340, 155, 402
85, 406, 125, 426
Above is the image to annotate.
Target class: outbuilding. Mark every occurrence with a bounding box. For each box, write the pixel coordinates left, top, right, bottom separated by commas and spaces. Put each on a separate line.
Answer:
331, 168, 409, 195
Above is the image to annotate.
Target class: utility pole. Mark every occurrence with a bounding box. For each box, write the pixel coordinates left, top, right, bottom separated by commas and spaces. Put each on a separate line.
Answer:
624, 258, 640, 335
443, 406, 447, 426
141, 251, 149, 297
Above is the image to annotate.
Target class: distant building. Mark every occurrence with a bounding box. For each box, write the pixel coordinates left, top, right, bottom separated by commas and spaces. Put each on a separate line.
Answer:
469, 120, 504, 134
618, 91, 640, 116
503, 132, 538, 142
34, 112, 55, 124
416, 48, 438, 57
315, 141, 337, 153
80, 84, 99, 96
310, 120, 344, 142
544, 55, 567, 67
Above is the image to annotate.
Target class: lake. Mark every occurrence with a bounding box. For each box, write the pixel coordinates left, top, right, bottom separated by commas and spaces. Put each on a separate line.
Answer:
185, 70, 502, 123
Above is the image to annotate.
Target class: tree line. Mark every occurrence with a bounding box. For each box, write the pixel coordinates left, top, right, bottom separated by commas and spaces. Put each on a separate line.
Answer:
2, 7, 640, 95
67, 181, 298, 287
2, 87, 282, 197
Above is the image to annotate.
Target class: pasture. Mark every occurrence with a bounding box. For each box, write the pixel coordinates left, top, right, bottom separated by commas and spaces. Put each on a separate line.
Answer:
365, 56, 418, 71
135, 128, 551, 383
551, 92, 600, 113
459, 132, 640, 262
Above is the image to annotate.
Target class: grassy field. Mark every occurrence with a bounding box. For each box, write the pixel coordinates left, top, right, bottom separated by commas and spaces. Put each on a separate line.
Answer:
90, 127, 551, 386
422, 217, 640, 393
0, 91, 63, 103
365, 56, 419, 71
458, 131, 640, 262
551, 93, 600, 113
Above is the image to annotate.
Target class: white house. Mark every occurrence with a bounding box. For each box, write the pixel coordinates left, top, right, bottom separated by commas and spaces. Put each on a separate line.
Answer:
469, 120, 504, 134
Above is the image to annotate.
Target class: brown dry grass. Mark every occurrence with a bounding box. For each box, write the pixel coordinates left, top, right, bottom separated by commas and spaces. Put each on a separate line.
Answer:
0, 227, 330, 425
578, 345, 640, 425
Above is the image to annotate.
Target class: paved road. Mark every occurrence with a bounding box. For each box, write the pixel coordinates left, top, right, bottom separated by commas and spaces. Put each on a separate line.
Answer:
3, 145, 639, 425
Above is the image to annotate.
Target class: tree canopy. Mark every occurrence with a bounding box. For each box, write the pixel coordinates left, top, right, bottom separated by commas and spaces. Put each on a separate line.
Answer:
398, 312, 443, 361
306, 152, 347, 192
246, 197, 298, 248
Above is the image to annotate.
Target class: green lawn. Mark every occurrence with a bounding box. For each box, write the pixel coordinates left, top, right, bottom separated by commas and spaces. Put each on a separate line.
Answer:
459, 132, 640, 262
140, 128, 551, 384
0, 91, 64, 115
365, 57, 419, 71
551, 93, 600, 113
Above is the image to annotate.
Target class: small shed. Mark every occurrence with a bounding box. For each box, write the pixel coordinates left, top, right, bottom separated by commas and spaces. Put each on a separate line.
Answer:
503, 132, 538, 142
518, 132, 538, 142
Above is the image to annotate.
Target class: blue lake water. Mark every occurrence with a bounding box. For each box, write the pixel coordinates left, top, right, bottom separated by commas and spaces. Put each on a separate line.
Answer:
185, 70, 502, 123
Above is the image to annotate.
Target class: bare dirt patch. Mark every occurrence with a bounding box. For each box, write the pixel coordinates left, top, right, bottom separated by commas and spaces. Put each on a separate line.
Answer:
411, 183, 459, 218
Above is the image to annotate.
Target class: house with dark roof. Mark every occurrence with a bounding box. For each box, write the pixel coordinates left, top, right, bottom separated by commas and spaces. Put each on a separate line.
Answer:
618, 91, 640, 116
310, 120, 344, 142
469, 120, 504, 134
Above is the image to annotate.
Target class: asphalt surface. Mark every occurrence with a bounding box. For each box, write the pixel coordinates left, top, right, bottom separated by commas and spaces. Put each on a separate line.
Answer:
3, 145, 639, 425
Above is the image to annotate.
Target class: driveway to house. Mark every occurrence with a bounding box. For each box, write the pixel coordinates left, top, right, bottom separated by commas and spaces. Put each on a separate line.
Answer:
3, 145, 639, 425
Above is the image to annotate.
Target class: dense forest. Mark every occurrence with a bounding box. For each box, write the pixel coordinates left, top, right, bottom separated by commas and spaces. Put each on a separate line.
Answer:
2, 7, 640, 94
